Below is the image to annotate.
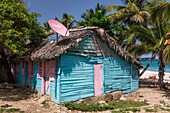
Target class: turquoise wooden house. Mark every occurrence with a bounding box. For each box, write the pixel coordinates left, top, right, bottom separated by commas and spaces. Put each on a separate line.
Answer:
12, 27, 143, 104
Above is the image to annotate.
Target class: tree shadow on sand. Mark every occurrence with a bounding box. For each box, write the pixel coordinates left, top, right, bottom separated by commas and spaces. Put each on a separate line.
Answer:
139, 79, 170, 99
0, 87, 33, 101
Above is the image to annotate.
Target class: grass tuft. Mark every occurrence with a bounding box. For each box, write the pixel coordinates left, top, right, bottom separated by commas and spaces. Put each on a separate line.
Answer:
41, 99, 50, 108
0, 108, 24, 113
108, 100, 148, 109
112, 109, 126, 113
5, 108, 21, 112
0, 108, 5, 113
65, 100, 148, 112
145, 108, 157, 112
125, 108, 141, 112
160, 107, 170, 111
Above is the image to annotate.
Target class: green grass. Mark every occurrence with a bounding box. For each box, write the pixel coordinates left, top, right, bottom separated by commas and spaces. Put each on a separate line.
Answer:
0, 108, 24, 113
108, 100, 149, 109
160, 107, 170, 111
5, 108, 20, 112
145, 108, 158, 112
112, 108, 140, 113
0, 108, 5, 113
112, 109, 126, 113
124, 108, 141, 112
65, 100, 148, 112
65, 102, 114, 112
41, 99, 50, 108
160, 100, 165, 104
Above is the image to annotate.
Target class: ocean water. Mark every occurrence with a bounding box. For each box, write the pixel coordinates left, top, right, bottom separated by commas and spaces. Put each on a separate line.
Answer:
141, 60, 170, 73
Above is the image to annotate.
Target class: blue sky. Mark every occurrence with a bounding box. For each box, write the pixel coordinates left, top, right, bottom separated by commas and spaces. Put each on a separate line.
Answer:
25, 0, 122, 25
25, 0, 169, 58
26, 0, 170, 26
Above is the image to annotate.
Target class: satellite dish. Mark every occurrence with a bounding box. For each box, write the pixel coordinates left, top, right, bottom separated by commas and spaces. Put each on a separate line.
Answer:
49, 20, 69, 36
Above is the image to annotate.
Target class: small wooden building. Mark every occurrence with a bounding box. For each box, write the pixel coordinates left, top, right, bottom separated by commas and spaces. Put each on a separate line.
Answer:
12, 27, 143, 104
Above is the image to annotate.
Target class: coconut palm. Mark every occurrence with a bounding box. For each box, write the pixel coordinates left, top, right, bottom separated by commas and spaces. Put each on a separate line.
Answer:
105, 0, 165, 25
55, 13, 76, 29
81, 3, 106, 22
126, 2, 170, 89
43, 22, 51, 33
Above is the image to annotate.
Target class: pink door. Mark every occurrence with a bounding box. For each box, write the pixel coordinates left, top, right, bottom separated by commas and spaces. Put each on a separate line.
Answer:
94, 63, 103, 96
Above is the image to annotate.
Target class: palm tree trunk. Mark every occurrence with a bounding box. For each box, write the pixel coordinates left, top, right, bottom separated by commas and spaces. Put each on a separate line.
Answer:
139, 54, 157, 77
158, 52, 166, 89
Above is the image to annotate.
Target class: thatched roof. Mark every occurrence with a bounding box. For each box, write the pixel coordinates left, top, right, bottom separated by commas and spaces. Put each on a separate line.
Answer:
31, 27, 143, 68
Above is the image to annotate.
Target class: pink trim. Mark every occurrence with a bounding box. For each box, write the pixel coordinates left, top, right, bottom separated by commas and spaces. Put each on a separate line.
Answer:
41, 77, 45, 95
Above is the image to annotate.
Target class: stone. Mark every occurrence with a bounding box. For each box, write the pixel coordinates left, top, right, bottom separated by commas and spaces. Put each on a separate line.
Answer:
98, 101, 106, 105
120, 95, 126, 101
6, 85, 14, 89
104, 93, 113, 102
111, 91, 122, 100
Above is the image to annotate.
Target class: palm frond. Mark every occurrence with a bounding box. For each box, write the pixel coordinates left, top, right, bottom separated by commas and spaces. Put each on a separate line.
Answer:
130, 14, 144, 23
127, 2, 139, 12
164, 45, 170, 63
150, 2, 170, 24
54, 17, 60, 22
105, 5, 125, 12
108, 13, 117, 19
130, 25, 158, 44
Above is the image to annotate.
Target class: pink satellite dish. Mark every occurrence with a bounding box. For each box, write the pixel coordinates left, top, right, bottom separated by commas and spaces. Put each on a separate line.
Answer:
49, 19, 69, 36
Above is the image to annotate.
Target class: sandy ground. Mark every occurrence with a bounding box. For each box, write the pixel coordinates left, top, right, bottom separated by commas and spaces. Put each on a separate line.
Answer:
1, 70, 170, 113
140, 70, 170, 83
0, 84, 169, 113
0, 87, 69, 113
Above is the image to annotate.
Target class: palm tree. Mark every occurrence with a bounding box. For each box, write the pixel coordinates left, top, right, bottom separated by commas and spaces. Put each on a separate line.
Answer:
43, 22, 51, 33
81, 3, 106, 22
55, 13, 76, 29
43, 13, 76, 34
105, 0, 165, 25
127, 2, 170, 89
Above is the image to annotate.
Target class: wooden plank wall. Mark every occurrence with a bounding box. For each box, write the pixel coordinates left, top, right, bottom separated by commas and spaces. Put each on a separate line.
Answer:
51, 58, 60, 104
60, 55, 94, 103
14, 62, 42, 95
16, 62, 24, 86
102, 56, 134, 94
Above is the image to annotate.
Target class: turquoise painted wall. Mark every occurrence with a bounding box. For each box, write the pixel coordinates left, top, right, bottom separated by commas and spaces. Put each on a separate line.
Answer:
24, 63, 28, 86
16, 62, 24, 86
57, 54, 139, 103
30, 62, 41, 95
15, 62, 41, 95
59, 55, 94, 103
